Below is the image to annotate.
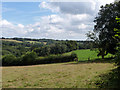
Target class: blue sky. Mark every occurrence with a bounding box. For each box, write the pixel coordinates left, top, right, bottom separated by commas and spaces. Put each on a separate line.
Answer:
2, 2, 56, 25
1, 0, 115, 40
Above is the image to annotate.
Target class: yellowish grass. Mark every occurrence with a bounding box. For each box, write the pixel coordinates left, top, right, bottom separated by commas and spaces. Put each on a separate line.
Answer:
26, 41, 47, 45
2, 62, 115, 88
1, 39, 22, 43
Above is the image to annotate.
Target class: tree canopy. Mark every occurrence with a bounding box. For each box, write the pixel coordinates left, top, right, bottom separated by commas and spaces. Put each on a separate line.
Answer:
87, 1, 120, 59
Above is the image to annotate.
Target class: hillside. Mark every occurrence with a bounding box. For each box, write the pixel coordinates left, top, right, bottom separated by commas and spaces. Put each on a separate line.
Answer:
2, 62, 115, 88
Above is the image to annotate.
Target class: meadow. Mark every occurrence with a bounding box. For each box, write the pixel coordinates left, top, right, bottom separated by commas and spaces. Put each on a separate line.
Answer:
2, 62, 115, 88
73, 49, 113, 61
2, 49, 116, 88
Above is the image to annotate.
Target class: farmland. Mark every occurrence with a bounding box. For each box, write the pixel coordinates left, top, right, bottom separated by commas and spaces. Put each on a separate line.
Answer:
2, 61, 115, 88
73, 49, 113, 61
1, 38, 119, 88
2, 0, 120, 88
2, 49, 116, 88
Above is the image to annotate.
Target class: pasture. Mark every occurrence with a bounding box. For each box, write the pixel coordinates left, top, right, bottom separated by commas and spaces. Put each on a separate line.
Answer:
0, 39, 22, 43
73, 49, 112, 61
2, 49, 116, 88
2, 62, 115, 88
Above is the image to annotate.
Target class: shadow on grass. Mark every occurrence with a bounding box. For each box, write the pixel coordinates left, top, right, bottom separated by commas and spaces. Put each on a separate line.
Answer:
95, 67, 120, 88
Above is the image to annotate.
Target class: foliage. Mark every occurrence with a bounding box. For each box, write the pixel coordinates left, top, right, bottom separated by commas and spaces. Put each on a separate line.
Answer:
2, 54, 17, 66
95, 68, 120, 88
33, 46, 50, 56
21, 51, 37, 65
2, 37, 96, 66
36, 53, 77, 64
113, 17, 120, 42
115, 49, 120, 66
113, 17, 120, 67
2, 51, 77, 66
87, 1, 120, 59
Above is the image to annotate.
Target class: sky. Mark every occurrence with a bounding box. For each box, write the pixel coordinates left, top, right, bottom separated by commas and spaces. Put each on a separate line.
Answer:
1, 0, 115, 40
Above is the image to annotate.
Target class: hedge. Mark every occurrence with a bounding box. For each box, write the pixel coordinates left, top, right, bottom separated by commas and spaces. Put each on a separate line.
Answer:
2, 52, 77, 66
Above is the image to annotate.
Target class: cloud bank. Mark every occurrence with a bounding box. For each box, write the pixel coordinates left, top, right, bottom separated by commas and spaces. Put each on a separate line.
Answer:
1, 0, 114, 40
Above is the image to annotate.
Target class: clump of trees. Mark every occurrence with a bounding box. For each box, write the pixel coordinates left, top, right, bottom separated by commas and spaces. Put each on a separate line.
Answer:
2, 36, 94, 66
2, 54, 17, 66
87, 1, 120, 59
33, 41, 79, 56
2, 52, 77, 66
2, 40, 79, 66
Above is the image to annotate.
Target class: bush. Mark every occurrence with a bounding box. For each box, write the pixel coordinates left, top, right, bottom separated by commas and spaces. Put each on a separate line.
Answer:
36, 53, 78, 64
71, 52, 78, 59
21, 51, 37, 65
2, 52, 78, 66
2, 54, 17, 66
33, 46, 50, 56
115, 48, 120, 67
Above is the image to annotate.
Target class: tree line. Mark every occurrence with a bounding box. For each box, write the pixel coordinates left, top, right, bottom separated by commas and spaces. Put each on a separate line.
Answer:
2, 38, 94, 66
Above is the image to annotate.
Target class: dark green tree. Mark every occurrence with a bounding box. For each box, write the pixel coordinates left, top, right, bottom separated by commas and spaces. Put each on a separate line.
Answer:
2, 54, 17, 66
87, 1, 120, 59
33, 46, 50, 56
21, 51, 37, 65
65, 41, 78, 52
113, 17, 120, 66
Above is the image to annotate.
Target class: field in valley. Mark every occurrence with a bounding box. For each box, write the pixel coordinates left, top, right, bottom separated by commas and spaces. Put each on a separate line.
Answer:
72, 49, 112, 61
2, 62, 115, 88
2, 49, 116, 88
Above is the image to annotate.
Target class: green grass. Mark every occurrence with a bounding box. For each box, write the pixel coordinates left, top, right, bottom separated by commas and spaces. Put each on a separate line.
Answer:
73, 49, 113, 61
2, 62, 115, 88
2, 49, 116, 88
40, 49, 113, 62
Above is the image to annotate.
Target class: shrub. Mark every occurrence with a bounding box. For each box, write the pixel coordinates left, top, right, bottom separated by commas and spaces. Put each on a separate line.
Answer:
35, 53, 78, 64
115, 48, 120, 67
2, 52, 78, 66
21, 51, 37, 65
2, 54, 17, 66
71, 52, 78, 58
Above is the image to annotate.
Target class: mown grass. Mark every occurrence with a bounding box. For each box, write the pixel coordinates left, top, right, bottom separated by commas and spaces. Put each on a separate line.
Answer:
26, 41, 47, 45
26, 41, 41, 44
1, 39, 22, 43
2, 49, 116, 88
2, 62, 115, 88
73, 49, 113, 61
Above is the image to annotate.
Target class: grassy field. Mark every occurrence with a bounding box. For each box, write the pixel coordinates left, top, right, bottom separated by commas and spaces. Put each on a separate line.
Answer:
1, 39, 22, 43
1, 39, 47, 45
73, 49, 113, 61
2, 49, 116, 88
2, 62, 115, 88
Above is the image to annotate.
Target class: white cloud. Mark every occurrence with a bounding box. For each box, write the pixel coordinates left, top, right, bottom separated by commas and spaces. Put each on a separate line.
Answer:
98, 0, 114, 5
1, 20, 27, 37
2, 0, 115, 40
40, 1, 98, 15
18, 24, 24, 28
0, 20, 13, 26
78, 24, 87, 29
39, 2, 60, 12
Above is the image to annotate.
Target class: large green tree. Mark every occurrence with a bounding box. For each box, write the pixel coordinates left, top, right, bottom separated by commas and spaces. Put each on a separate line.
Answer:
87, 1, 120, 59
113, 17, 120, 66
